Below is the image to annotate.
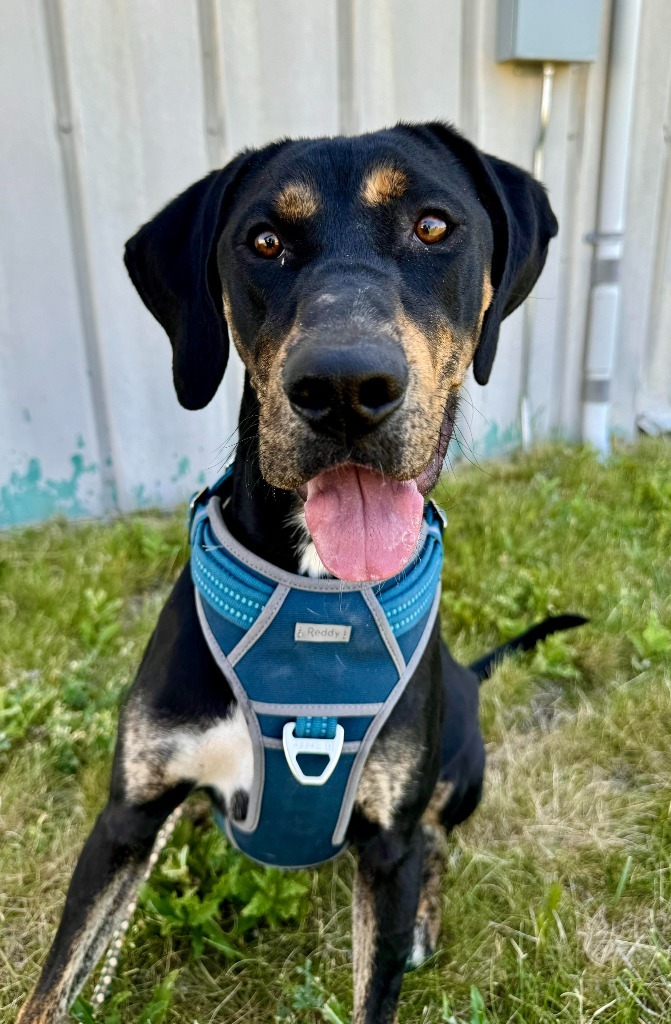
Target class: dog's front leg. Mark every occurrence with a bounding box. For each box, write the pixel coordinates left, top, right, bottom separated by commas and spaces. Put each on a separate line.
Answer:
352, 827, 424, 1024
16, 785, 189, 1024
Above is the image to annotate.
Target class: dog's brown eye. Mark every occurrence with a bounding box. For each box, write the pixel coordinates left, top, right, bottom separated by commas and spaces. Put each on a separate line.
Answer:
415, 215, 448, 244
254, 230, 282, 258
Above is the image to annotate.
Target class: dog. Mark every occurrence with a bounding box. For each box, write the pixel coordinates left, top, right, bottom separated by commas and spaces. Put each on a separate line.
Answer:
17, 121, 579, 1024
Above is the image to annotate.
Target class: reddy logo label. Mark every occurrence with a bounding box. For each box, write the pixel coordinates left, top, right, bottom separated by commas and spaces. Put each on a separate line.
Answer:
294, 623, 352, 643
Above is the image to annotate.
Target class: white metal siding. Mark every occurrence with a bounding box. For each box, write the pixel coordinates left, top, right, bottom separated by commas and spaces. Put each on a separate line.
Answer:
0, 0, 668, 526
0, 1, 106, 524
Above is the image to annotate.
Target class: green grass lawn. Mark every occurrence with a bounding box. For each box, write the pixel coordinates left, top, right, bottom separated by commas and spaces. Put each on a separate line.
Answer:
2, 441, 670, 1023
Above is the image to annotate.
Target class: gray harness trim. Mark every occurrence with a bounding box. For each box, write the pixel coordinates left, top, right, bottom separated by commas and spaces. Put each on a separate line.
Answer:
227, 582, 290, 667
360, 584, 407, 676
251, 701, 384, 716
331, 584, 440, 844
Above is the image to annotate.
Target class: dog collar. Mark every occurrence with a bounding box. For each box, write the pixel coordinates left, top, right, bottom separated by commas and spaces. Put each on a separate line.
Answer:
189, 467, 445, 868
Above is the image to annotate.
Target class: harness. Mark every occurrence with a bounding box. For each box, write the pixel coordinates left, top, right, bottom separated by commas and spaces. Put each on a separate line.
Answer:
189, 468, 445, 869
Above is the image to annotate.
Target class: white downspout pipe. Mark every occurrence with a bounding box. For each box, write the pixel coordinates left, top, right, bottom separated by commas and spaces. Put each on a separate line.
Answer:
581, 0, 642, 455
520, 62, 555, 451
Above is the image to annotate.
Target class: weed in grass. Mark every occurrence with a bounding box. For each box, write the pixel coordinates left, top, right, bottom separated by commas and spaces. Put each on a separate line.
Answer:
2, 441, 671, 1023
138, 813, 311, 960
276, 960, 349, 1022
72, 970, 180, 1024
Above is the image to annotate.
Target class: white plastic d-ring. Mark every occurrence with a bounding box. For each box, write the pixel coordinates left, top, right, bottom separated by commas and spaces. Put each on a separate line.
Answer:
282, 722, 345, 786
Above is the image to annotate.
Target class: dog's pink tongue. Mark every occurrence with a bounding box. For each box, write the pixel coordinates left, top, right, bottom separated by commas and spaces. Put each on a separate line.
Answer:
304, 465, 424, 581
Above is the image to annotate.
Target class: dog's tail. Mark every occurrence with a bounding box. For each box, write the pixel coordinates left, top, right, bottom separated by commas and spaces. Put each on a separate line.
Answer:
468, 614, 588, 683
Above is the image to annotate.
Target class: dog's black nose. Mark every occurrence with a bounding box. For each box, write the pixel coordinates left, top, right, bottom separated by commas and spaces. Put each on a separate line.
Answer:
283, 341, 408, 439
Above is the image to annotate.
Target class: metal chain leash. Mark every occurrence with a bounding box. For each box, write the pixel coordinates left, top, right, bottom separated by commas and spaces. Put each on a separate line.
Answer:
90, 805, 185, 1010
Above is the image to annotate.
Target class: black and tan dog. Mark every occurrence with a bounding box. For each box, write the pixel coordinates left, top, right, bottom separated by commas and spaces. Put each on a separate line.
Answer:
18, 122, 580, 1024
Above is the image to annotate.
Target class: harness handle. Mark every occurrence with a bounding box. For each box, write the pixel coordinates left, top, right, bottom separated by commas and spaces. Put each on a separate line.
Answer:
282, 721, 345, 786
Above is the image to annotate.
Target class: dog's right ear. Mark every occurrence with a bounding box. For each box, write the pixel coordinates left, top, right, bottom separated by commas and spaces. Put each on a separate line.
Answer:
124, 152, 252, 410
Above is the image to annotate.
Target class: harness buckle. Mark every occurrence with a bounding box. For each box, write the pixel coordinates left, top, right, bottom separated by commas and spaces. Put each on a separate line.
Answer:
282, 722, 345, 786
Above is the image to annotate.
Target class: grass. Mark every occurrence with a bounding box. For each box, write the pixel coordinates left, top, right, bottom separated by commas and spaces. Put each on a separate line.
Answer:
1, 439, 670, 1023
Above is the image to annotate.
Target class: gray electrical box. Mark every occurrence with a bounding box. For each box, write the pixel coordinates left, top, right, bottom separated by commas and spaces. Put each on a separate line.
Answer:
497, 0, 603, 63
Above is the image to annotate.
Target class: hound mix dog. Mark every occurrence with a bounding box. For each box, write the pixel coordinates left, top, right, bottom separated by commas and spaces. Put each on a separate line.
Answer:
18, 121, 563, 1024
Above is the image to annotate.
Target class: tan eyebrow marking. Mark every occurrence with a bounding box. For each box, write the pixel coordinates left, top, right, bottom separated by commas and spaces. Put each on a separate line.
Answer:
274, 181, 320, 222
360, 165, 409, 206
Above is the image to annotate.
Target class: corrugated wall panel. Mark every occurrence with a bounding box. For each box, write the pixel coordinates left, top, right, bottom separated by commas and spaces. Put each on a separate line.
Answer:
60, 0, 240, 512
2, 0, 669, 526
217, 0, 340, 150
352, 0, 462, 131
614, 0, 671, 429
0, 0, 105, 526
646, 129, 671, 409
553, 55, 610, 440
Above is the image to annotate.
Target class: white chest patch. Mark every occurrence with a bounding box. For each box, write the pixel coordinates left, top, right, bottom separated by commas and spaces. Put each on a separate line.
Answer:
288, 505, 330, 578
122, 701, 254, 806
167, 705, 254, 803
298, 539, 329, 578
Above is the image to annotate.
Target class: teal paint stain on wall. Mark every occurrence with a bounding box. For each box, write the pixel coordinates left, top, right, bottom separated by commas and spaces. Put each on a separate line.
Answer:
448, 420, 523, 466
1, 441, 218, 528
171, 456, 190, 483
0, 452, 98, 528
132, 483, 155, 510
479, 421, 522, 458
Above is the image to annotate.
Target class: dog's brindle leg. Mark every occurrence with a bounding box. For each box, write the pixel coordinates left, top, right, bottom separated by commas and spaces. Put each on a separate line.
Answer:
18, 568, 252, 1024
407, 822, 447, 971
352, 827, 425, 1024
16, 785, 190, 1024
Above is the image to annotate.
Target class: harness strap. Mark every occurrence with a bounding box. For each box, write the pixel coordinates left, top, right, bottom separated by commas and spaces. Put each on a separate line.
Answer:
190, 476, 445, 641
295, 716, 338, 739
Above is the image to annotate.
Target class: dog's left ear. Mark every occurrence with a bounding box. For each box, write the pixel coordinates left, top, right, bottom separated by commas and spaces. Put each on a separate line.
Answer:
420, 123, 559, 385
124, 152, 252, 410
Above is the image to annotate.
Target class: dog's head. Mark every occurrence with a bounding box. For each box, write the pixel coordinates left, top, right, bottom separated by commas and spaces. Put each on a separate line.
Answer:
125, 123, 557, 581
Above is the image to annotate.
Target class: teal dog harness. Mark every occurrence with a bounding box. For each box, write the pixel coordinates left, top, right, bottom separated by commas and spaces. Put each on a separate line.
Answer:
189, 469, 444, 869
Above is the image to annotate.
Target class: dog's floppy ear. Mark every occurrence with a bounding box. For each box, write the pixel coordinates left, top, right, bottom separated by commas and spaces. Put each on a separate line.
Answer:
124, 152, 251, 409
421, 123, 558, 385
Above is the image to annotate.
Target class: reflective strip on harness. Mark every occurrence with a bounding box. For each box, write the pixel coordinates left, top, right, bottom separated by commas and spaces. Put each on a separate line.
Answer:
190, 468, 444, 869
